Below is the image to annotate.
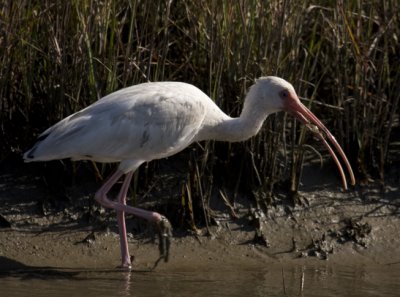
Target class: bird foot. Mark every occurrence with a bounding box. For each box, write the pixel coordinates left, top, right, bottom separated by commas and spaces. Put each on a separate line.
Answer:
157, 216, 172, 261
150, 215, 172, 271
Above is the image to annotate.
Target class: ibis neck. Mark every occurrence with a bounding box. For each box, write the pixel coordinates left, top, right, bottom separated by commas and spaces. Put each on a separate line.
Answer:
201, 104, 271, 143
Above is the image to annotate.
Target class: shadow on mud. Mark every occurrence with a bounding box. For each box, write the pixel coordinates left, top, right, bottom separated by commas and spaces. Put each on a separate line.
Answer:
0, 256, 160, 281
0, 256, 82, 279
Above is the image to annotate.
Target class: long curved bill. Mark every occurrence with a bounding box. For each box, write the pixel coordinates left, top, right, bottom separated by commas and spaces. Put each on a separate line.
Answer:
285, 95, 356, 190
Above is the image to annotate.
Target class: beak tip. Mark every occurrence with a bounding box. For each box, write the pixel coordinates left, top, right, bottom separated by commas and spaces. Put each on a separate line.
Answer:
343, 179, 356, 190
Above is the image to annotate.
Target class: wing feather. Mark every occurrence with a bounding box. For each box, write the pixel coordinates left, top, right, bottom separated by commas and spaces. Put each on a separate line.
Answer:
24, 82, 208, 164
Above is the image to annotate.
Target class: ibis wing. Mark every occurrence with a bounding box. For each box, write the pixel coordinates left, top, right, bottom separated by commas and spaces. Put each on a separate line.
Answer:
24, 82, 208, 163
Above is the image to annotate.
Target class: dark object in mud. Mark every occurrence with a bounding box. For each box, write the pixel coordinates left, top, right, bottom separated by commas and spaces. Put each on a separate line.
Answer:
74, 232, 96, 246
303, 234, 334, 260
252, 230, 271, 247
0, 214, 11, 228
248, 208, 270, 247
332, 218, 372, 247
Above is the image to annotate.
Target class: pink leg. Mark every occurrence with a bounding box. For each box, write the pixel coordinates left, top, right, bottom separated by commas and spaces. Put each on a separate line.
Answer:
94, 170, 163, 268
116, 171, 134, 268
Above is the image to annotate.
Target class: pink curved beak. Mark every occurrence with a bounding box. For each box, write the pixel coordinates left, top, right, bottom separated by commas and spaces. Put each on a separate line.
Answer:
285, 93, 356, 190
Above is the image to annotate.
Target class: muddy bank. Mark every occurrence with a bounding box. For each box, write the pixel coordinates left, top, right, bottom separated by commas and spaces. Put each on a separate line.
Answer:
0, 164, 399, 272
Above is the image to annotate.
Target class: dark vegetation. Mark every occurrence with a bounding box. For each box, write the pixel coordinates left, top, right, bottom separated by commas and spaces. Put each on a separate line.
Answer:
0, 1, 399, 225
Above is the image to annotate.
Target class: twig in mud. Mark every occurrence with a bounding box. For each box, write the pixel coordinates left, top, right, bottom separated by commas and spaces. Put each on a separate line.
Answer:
219, 189, 238, 219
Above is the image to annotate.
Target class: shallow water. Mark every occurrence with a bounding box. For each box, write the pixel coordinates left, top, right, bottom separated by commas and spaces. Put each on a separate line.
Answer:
1, 263, 399, 297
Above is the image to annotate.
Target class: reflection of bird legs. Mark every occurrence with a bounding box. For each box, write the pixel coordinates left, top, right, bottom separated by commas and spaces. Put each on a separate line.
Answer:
94, 170, 172, 269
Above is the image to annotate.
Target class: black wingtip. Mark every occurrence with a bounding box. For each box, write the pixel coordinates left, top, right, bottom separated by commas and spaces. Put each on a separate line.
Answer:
27, 151, 35, 159
37, 132, 50, 142
23, 132, 51, 162
23, 146, 37, 161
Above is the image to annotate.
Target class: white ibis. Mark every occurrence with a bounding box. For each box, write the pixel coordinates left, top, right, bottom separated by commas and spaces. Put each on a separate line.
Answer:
24, 76, 355, 269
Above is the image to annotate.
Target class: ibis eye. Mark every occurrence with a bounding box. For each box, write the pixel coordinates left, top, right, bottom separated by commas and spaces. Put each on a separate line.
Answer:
280, 90, 289, 98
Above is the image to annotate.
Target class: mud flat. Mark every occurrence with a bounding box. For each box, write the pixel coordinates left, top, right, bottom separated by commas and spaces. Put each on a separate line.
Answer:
0, 165, 399, 272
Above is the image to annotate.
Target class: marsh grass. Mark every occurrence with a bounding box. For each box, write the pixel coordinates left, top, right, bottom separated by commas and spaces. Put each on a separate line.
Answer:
1, 1, 399, 218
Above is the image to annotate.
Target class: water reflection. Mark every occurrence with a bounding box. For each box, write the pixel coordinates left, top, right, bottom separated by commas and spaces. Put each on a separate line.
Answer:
1, 263, 399, 297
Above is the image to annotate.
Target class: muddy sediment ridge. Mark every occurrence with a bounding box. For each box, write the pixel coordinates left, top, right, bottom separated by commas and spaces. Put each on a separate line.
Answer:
0, 160, 399, 273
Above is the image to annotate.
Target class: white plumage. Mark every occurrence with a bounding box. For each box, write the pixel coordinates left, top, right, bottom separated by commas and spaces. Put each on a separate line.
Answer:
25, 82, 210, 171
24, 76, 355, 269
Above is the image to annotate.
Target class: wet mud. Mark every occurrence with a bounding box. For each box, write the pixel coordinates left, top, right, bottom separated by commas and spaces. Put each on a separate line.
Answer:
0, 164, 399, 273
